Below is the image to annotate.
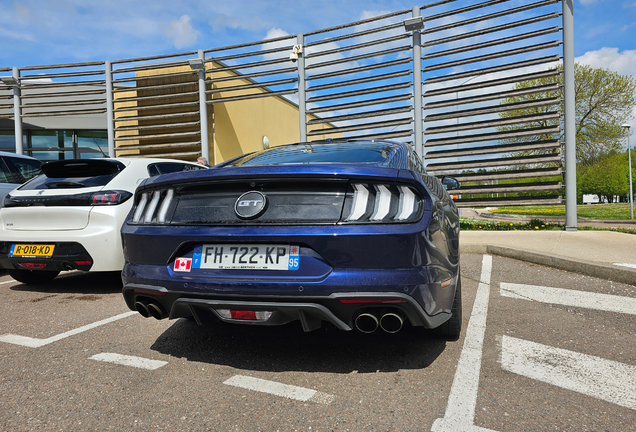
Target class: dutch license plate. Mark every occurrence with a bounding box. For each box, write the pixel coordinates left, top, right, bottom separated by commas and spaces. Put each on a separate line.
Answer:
10, 244, 55, 258
192, 244, 299, 270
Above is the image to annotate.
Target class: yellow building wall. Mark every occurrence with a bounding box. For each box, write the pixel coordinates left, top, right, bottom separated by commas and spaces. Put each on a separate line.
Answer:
209, 63, 338, 164
113, 61, 338, 164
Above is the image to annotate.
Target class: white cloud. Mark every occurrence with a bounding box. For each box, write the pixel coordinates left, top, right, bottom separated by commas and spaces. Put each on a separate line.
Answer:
575, 47, 636, 78
576, 48, 636, 132
265, 28, 290, 40
165, 15, 199, 49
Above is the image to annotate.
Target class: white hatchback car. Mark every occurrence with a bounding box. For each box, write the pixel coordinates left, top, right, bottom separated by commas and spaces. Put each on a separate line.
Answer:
0, 157, 206, 284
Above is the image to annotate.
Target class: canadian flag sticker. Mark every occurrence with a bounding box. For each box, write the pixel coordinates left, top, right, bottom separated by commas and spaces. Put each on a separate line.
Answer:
174, 257, 192, 272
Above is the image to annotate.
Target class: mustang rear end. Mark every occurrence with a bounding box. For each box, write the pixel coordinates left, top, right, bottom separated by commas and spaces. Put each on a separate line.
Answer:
121, 141, 461, 339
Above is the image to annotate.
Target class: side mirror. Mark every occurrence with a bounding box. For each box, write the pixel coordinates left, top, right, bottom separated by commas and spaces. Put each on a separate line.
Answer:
441, 176, 461, 191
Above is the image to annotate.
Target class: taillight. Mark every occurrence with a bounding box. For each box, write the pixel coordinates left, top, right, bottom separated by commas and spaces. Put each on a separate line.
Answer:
131, 189, 175, 224
343, 182, 423, 223
90, 190, 132, 205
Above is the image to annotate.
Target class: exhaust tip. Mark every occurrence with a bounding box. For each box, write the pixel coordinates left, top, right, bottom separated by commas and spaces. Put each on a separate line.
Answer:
134, 301, 150, 318
147, 302, 168, 320
380, 312, 404, 333
355, 313, 379, 333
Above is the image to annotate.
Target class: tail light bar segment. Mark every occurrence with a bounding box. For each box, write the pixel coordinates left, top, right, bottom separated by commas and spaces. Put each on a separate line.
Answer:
132, 189, 175, 224
345, 182, 424, 223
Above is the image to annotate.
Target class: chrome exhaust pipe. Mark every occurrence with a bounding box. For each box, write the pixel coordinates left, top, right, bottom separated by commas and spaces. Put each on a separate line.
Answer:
147, 302, 168, 320
355, 313, 379, 333
380, 312, 404, 333
134, 301, 151, 318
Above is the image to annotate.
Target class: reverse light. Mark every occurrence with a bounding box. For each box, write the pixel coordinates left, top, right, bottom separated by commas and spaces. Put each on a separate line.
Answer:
216, 309, 273, 321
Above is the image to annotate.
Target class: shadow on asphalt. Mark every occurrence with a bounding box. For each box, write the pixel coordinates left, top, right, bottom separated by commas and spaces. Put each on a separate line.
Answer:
150, 318, 447, 373
6, 271, 123, 294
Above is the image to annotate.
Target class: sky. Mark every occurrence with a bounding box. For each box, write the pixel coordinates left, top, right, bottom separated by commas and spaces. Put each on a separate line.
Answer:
1, 0, 635, 129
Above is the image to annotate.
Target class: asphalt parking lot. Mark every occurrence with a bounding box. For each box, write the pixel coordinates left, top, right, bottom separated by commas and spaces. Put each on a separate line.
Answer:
1, 255, 635, 431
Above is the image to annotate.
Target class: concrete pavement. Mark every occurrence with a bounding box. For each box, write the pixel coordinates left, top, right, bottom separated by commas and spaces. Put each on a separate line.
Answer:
460, 229, 636, 286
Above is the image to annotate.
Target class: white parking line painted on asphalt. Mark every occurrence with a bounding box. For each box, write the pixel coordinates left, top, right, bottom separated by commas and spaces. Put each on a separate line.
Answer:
0, 280, 16, 285
614, 262, 636, 269
432, 255, 499, 432
500, 283, 636, 315
90, 353, 168, 370
0, 311, 137, 348
501, 336, 636, 410
223, 375, 335, 405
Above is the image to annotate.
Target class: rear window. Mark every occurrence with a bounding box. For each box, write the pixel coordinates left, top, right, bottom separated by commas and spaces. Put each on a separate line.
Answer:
147, 162, 205, 177
224, 142, 399, 167
19, 159, 125, 190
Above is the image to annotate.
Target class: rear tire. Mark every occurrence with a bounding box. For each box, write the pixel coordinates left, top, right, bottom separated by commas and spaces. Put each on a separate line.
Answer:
8, 269, 60, 284
438, 275, 462, 341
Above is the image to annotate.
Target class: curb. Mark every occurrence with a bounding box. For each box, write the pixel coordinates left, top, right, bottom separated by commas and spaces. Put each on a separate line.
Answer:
460, 244, 636, 286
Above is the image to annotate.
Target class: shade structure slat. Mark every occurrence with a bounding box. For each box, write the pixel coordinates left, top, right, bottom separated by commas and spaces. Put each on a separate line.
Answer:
425, 140, 561, 159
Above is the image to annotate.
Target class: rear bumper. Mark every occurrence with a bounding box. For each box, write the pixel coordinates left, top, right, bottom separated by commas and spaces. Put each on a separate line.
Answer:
0, 241, 94, 272
0, 207, 126, 272
122, 282, 454, 332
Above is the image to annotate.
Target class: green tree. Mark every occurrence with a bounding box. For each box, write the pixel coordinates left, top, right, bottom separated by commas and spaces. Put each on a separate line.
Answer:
578, 153, 630, 203
498, 64, 636, 166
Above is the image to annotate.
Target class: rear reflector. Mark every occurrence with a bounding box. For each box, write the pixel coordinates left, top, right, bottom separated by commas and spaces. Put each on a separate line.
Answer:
19, 263, 47, 268
216, 309, 273, 321
74, 261, 92, 265
338, 299, 406, 304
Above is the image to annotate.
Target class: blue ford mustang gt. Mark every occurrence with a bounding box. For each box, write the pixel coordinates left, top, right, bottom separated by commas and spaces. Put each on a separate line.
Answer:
121, 140, 462, 339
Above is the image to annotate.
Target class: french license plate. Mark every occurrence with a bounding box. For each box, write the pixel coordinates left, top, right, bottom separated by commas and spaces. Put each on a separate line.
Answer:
10, 244, 55, 258
192, 244, 299, 270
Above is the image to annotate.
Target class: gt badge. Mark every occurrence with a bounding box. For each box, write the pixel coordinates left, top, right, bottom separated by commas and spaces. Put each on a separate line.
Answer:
235, 191, 268, 219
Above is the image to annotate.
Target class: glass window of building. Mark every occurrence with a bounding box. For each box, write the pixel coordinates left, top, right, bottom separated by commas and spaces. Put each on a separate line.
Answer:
30, 130, 74, 161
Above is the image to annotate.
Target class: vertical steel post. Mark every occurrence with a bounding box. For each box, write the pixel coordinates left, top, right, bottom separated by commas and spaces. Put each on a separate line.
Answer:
12, 67, 23, 155
627, 129, 634, 220
412, 7, 424, 159
562, 0, 577, 230
297, 33, 307, 142
105, 61, 115, 157
198, 50, 210, 163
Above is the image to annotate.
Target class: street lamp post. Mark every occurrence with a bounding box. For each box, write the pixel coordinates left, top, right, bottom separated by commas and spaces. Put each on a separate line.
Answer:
622, 124, 633, 220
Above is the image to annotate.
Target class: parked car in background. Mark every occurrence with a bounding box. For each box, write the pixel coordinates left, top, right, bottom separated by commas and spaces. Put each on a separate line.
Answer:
121, 140, 463, 339
0, 157, 206, 284
0, 151, 42, 205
